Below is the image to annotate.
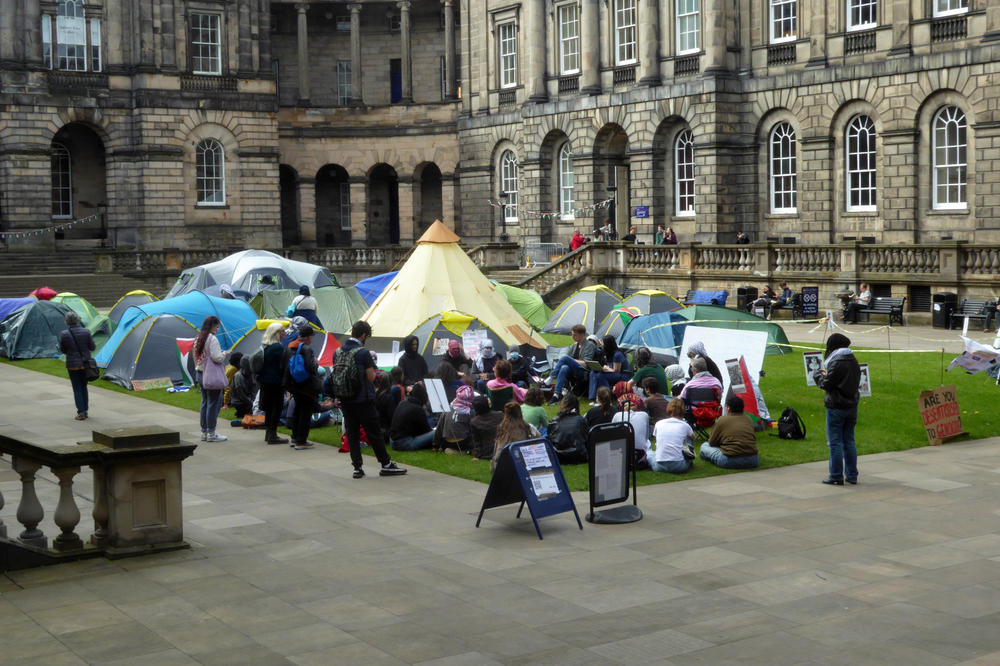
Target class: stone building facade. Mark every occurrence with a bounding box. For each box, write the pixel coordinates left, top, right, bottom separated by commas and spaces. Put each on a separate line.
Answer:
458, 0, 1000, 247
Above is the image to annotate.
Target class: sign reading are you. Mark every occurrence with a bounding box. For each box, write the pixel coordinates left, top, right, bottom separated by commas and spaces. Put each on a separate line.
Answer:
918, 385, 964, 446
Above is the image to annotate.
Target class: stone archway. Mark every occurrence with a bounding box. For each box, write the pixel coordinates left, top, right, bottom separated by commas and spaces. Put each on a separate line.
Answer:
52, 123, 107, 243
315, 164, 351, 246
415, 162, 442, 236
594, 124, 630, 239
279, 165, 300, 247
368, 164, 399, 245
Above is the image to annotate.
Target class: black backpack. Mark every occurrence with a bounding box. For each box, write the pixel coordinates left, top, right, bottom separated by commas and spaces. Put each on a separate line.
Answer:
777, 407, 806, 440
328, 346, 364, 399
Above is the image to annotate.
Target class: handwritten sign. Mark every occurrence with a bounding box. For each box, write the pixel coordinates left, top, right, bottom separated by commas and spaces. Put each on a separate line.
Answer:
132, 377, 174, 391
918, 384, 963, 446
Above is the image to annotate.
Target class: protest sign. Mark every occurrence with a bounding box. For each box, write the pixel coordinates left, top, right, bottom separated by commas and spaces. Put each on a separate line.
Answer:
918, 385, 963, 446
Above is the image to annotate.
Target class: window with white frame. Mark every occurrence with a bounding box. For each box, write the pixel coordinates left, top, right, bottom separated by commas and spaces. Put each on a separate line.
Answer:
42, 0, 102, 72
769, 123, 797, 213
339, 182, 352, 230
190, 13, 222, 75
498, 22, 517, 88
337, 60, 352, 105
847, 0, 876, 31
932, 106, 967, 209
559, 143, 575, 219
676, 0, 700, 54
51, 143, 72, 218
934, 0, 968, 18
770, 0, 797, 43
500, 151, 518, 221
558, 4, 580, 74
614, 0, 637, 65
846, 115, 877, 212
196, 139, 226, 206
674, 130, 695, 216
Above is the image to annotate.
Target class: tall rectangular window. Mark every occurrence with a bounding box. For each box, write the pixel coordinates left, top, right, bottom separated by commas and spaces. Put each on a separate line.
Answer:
770, 123, 797, 214
339, 183, 352, 231
846, 115, 877, 212
337, 61, 352, 105
191, 13, 222, 75
614, 0, 636, 65
847, 0, 876, 30
933, 107, 967, 209
558, 4, 580, 74
675, 130, 695, 216
934, 0, 968, 17
676, 0, 700, 54
498, 22, 517, 88
89, 19, 102, 71
42, 1, 102, 72
559, 144, 575, 219
390, 59, 402, 103
770, 0, 797, 42
51, 143, 73, 218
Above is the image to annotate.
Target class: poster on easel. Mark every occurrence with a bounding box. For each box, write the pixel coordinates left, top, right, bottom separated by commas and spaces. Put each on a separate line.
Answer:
858, 363, 871, 398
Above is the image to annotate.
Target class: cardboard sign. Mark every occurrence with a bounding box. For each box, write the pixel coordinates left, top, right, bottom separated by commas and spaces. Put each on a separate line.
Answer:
132, 377, 174, 391
918, 385, 963, 446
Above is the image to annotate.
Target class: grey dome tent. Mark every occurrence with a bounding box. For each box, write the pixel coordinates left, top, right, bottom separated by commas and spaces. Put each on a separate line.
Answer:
101, 314, 200, 389
0, 300, 74, 360
108, 290, 158, 325
166, 250, 337, 299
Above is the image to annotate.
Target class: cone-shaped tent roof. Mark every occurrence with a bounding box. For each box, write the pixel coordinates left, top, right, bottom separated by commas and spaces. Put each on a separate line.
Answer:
361, 221, 543, 348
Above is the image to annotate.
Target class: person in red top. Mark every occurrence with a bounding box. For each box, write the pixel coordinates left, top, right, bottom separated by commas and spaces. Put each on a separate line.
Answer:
570, 230, 586, 251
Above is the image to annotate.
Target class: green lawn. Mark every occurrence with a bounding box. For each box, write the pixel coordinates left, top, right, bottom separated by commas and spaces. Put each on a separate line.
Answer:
5, 345, 998, 491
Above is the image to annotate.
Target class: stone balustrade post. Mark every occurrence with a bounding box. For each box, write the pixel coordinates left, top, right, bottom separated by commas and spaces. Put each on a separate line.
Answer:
90, 465, 109, 546
939, 241, 964, 284
52, 466, 83, 551
838, 241, 861, 290
754, 242, 775, 279
13, 457, 46, 548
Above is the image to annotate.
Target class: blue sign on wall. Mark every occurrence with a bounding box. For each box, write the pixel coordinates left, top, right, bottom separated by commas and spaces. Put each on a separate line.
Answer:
633, 206, 650, 218
802, 286, 819, 317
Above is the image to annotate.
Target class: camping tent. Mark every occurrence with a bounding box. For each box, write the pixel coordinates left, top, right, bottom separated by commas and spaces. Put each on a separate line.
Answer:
51, 292, 113, 336
361, 221, 544, 350
0, 300, 75, 359
101, 315, 200, 389
542, 285, 623, 335
409, 311, 512, 370
96, 291, 257, 367
108, 290, 158, 325
29, 286, 57, 301
617, 311, 691, 355
596, 289, 685, 339
676, 304, 790, 355
355, 272, 398, 306
249, 286, 367, 333
165, 250, 337, 299
0, 297, 35, 322
492, 282, 552, 331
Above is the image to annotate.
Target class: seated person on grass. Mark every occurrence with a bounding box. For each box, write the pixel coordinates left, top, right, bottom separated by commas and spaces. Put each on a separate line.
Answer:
643, 377, 670, 424
547, 393, 589, 465
507, 350, 534, 386
388, 383, 434, 451
664, 364, 687, 397
686, 341, 724, 384
700, 394, 759, 469
585, 386, 618, 428
490, 402, 539, 472
626, 347, 667, 396
545, 324, 599, 404
520, 387, 549, 435
486, 359, 526, 403
433, 384, 474, 452
680, 357, 723, 402
469, 396, 503, 461
611, 384, 651, 454
588, 335, 631, 400
650, 398, 694, 474
229, 356, 258, 418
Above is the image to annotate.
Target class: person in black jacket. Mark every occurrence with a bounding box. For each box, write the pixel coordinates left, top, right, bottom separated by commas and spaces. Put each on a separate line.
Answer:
813, 333, 862, 486
389, 383, 434, 451
59, 312, 95, 421
283, 324, 320, 449
256, 322, 289, 444
398, 335, 428, 386
548, 393, 589, 464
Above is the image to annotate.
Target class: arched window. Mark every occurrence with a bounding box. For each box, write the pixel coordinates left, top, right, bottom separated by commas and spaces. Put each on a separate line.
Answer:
769, 123, 796, 214
196, 139, 226, 205
674, 129, 695, 216
500, 150, 518, 221
559, 143, 575, 219
51, 143, 72, 218
932, 106, 967, 210
846, 115, 876, 212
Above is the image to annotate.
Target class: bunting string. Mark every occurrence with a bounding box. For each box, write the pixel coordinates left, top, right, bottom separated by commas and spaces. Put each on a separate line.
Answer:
487, 197, 616, 220
0, 213, 102, 239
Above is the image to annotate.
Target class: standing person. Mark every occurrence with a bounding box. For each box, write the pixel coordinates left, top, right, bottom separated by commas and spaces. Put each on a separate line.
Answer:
545, 324, 599, 404
663, 227, 678, 244
59, 312, 95, 421
290, 285, 323, 329
813, 333, 861, 485
654, 225, 666, 245
194, 315, 230, 442
570, 229, 587, 251
336, 321, 407, 478
735, 230, 751, 244
622, 226, 638, 243
283, 324, 320, 450
398, 335, 428, 386
843, 283, 871, 324
256, 322, 288, 444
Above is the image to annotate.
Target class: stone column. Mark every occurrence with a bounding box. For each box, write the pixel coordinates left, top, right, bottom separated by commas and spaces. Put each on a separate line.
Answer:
397, 178, 416, 244
806, 0, 827, 67
525, 0, 547, 102
580, 0, 600, 94
398, 1, 413, 103
349, 179, 368, 247
349, 3, 363, 104
638, 0, 660, 86
299, 177, 317, 247
702, 0, 727, 72
442, 0, 457, 98
296, 3, 310, 103
13, 457, 46, 548
24, 0, 42, 67
441, 174, 457, 230
888, 0, 913, 56
984, 0, 1000, 43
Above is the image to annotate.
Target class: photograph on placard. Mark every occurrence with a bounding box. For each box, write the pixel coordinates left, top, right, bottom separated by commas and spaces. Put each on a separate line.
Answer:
431, 337, 450, 356
858, 363, 871, 398
803, 352, 823, 386
725, 358, 746, 394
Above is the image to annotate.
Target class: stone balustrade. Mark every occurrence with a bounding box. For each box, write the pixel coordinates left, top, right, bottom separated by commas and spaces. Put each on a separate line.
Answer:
0, 427, 196, 571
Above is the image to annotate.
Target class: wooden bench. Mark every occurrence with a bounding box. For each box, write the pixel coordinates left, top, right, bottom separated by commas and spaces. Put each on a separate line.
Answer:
771, 293, 804, 319
949, 300, 992, 330
857, 296, 906, 326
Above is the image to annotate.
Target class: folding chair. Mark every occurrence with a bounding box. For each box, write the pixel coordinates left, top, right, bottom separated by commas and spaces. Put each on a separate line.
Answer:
683, 386, 722, 441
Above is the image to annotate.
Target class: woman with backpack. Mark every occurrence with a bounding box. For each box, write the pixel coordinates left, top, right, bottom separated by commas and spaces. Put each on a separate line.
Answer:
813, 333, 861, 485
283, 323, 320, 449
194, 315, 231, 442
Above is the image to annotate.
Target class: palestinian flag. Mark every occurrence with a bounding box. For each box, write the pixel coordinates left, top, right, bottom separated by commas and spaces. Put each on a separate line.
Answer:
315, 332, 342, 367
176, 337, 197, 386
724, 355, 771, 422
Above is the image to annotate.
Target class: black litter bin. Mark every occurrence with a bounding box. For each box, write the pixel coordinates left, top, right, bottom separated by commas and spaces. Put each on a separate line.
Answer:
737, 286, 758, 312
932, 292, 957, 328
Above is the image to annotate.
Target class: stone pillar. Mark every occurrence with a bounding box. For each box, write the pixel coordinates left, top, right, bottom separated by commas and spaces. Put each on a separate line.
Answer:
24, 0, 42, 67
799, 135, 834, 244
398, 1, 413, 103
398, 178, 417, 244
441, 174, 457, 230
638, 0, 660, 86
984, 0, 1000, 42
806, 0, 827, 67
524, 0, 547, 102
888, 0, 913, 56
882, 129, 918, 244
299, 177, 317, 247
442, 0, 457, 98
350, 179, 368, 247
518, 159, 543, 241
702, 0, 727, 72
580, 0, 601, 94
296, 3, 310, 103
349, 4, 363, 104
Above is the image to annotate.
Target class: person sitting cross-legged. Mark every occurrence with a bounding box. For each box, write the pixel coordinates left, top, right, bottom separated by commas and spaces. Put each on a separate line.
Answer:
389, 382, 434, 451
651, 398, 695, 474
699, 394, 759, 469
546, 324, 599, 404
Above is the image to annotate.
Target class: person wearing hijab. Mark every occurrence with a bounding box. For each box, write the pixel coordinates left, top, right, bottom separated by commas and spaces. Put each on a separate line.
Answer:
433, 384, 475, 452
664, 364, 687, 397
281, 316, 310, 347
291, 285, 323, 329
686, 341, 723, 384
441, 339, 471, 375
813, 333, 861, 486
474, 339, 503, 393
398, 335, 428, 386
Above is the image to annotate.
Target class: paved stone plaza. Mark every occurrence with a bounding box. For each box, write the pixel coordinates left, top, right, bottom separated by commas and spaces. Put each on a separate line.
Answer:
2, 324, 1000, 665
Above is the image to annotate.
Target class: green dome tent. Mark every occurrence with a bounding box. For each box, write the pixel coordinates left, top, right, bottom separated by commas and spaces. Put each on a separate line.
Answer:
51, 292, 113, 337
676, 304, 791, 355
491, 282, 552, 331
0, 300, 75, 360
249, 286, 367, 334
596, 289, 685, 339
